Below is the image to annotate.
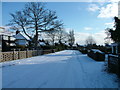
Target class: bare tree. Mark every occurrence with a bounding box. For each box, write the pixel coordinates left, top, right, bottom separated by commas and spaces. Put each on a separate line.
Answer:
85, 35, 96, 46
24, 2, 63, 47
68, 30, 75, 46
46, 30, 58, 45
8, 2, 63, 48
56, 28, 68, 44
45, 27, 69, 46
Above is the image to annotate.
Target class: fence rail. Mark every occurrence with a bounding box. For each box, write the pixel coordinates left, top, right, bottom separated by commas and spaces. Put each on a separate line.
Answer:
0, 49, 57, 62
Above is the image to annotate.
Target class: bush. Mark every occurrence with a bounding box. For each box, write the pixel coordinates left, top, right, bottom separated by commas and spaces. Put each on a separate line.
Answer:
87, 49, 105, 61
95, 52, 105, 61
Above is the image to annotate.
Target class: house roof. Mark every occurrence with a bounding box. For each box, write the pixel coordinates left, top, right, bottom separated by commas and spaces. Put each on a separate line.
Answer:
13, 32, 30, 41
39, 42, 46, 46
73, 44, 77, 47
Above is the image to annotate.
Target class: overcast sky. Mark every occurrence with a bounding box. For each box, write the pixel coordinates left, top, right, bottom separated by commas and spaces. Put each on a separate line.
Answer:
1, 0, 119, 45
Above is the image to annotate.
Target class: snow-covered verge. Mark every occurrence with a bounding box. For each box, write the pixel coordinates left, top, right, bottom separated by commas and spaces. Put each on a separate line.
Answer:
1, 50, 119, 88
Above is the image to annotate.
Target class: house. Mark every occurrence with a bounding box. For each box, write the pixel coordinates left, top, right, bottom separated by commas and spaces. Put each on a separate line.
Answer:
111, 43, 120, 55
13, 31, 30, 47
1, 35, 16, 52
0, 27, 5, 52
0, 27, 16, 51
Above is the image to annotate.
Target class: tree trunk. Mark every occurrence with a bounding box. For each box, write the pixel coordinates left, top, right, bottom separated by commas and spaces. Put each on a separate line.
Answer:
34, 21, 39, 50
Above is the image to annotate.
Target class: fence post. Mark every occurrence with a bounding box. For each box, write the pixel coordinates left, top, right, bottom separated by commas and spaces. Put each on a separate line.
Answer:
18, 49, 20, 59
51, 49, 54, 53
0, 52, 2, 62
32, 48, 34, 57
42, 50, 44, 55
26, 49, 28, 58
40, 50, 42, 55
37, 50, 39, 56
13, 49, 15, 60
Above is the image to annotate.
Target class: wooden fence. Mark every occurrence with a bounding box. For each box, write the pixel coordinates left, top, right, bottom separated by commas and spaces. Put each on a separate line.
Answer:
108, 54, 120, 77
0, 49, 57, 62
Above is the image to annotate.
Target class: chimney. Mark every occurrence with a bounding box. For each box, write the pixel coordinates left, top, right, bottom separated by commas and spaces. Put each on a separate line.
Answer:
16, 30, 20, 35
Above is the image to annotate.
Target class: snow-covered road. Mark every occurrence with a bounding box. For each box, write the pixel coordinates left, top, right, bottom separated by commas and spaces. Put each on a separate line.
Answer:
2, 50, 118, 88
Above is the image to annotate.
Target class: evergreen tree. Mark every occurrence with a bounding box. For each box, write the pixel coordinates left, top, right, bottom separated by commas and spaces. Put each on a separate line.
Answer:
105, 17, 120, 43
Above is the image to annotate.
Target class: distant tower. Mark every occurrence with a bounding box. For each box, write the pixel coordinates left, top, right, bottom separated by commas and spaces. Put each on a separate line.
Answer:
118, 1, 120, 19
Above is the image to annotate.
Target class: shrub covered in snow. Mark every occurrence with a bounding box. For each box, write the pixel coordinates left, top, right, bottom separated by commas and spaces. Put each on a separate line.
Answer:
87, 49, 105, 61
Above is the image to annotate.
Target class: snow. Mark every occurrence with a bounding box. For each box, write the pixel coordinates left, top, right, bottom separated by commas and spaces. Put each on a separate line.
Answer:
39, 42, 46, 46
109, 54, 119, 57
91, 49, 104, 54
1, 50, 118, 88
